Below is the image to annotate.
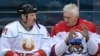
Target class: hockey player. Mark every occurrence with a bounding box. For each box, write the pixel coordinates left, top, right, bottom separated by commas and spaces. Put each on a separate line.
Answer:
48, 3, 100, 56
48, 26, 100, 56
33, 25, 100, 56
0, 3, 49, 56
51, 3, 98, 37
33, 3, 100, 56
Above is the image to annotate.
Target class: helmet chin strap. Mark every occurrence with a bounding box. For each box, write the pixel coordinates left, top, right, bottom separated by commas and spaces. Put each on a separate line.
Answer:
36, 19, 40, 29
25, 14, 28, 24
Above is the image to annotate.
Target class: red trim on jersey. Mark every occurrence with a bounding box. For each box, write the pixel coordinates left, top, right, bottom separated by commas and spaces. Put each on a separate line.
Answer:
37, 50, 46, 56
51, 18, 98, 37
5, 51, 15, 56
50, 45, 56, 56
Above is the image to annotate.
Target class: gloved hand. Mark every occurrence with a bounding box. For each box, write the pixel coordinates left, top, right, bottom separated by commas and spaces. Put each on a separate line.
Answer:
5, 51, 18, 56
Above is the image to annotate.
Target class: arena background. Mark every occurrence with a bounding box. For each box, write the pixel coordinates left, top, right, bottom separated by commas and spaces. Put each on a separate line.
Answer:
0, 0, 100, 34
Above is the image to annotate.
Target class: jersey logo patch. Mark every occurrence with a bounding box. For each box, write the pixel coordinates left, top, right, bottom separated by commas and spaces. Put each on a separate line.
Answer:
22, 38, 35, 51
68, 39, 83, 54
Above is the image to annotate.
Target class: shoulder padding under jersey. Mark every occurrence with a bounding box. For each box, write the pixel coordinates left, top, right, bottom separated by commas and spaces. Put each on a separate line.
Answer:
1, 21, 19, 38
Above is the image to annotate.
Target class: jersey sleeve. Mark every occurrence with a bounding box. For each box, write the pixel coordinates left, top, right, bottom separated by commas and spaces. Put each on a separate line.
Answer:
54, 40, 68, 56
50, 32, 69, 56
41, 36, 60, 56
41, 38, 56, 56
0, 25, 17, 56
87, 32, 100, 56
91, 23, 98, 34
41, 32, 69, 56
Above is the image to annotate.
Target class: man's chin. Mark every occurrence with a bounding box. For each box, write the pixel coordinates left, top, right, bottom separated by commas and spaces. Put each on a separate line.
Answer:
66, 24, 75, 26
66, 24, 71, 26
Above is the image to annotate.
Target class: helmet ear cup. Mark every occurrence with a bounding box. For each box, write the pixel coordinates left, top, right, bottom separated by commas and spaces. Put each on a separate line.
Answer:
21, 15, 27, 22
17, 3, 37, 15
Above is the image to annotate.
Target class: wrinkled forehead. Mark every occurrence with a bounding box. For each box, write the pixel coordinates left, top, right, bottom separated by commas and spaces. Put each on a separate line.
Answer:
63, 11, 77, 17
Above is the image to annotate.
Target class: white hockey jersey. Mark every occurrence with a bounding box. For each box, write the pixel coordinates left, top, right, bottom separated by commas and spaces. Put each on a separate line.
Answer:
42, 32, 100, 56
0, 21, 50, 56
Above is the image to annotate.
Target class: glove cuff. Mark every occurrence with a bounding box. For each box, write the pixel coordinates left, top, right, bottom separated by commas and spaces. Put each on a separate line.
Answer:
5, 50, 15, 56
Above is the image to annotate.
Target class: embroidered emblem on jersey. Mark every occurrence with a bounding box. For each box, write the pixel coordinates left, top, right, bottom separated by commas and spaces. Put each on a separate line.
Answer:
22, 38, 35, 51
68, 38, 83, 54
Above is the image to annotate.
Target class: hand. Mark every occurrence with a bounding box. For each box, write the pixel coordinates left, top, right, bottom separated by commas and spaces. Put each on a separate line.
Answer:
78, 24, 89, 42
6, 51, 19, 56
65, 29, 77, 44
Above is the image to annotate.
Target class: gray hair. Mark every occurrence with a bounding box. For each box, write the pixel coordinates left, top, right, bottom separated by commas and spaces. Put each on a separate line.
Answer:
63, 3, 79, 16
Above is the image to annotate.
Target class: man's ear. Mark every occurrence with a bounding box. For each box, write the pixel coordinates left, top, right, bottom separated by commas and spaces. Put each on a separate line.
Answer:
21, 14, 27, 22
76, 15, 79, 19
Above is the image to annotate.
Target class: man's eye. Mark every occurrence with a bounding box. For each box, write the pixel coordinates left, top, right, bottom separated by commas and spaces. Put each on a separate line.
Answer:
64, 16, 70, 19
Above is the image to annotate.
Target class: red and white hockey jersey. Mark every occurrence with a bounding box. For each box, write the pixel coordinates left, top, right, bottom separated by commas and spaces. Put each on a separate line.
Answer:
0, 21, 50, 56
42, 32, 100, 56
41, 18, 100, 56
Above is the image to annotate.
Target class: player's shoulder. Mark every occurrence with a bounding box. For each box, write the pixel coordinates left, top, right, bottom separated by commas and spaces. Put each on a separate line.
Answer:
37, 24, 49, 35
80, 18, 96, 26
37, 24, 48, 32
38, 24, 46, 29
5, 21, 19, 29
1, 21, 19, 37
55, 21, 64, 26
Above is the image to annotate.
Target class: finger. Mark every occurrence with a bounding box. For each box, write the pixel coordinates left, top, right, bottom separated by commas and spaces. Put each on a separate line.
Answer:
83, 24, 88, 31
81, 24, 85, 31
78, 30, 83, 35
75, 29, 80, 32
68, 29, 76, 39
70, 30, 75, 37
81, 24, 88, 32
84, 26, 88, 33
70, 29, 76, 34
